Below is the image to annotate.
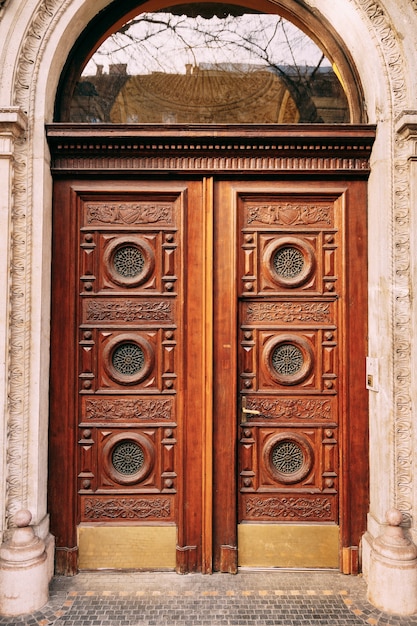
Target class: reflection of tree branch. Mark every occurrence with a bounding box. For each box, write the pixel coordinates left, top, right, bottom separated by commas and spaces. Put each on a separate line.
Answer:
98, 15, 204, 72
280, 20, 301, 80
310, 53, 325, 80
205, 23, 320, 120
84, 12, 336, 122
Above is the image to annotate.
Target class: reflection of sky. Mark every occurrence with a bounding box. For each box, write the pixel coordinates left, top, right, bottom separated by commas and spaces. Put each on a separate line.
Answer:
82, 12, 330, 76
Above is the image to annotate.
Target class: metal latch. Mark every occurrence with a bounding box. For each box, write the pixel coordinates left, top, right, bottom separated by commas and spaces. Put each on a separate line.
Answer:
241, 396, 260, 424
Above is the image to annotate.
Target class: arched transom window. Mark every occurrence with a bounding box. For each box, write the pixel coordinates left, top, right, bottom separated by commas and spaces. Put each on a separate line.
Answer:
59, 3, 351, 124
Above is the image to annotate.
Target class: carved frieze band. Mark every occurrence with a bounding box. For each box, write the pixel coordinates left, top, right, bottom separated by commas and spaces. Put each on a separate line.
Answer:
83, 397, 173, 421
84, 299, 174, 323
243, 302, 333, 324
245, 397, 333, 422
244, 495, 334, 520
83, 497, 171, 520
246, 204, 332, 226
86, 203, 173, 225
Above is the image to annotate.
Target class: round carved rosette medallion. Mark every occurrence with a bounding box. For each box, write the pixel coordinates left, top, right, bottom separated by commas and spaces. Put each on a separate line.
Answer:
104, 236, 154, 287
103, 334, 154, 385
264, 334, 313, 386
103, 432, 154, 485
265, 432, 313, 484
264, 236, 315, 288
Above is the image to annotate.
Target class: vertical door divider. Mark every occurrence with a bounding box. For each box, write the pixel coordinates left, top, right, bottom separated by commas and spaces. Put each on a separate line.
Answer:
202, 176, 214, 573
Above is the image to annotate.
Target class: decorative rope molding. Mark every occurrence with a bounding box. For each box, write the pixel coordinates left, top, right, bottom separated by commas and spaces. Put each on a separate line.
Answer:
6, 0, 412, 529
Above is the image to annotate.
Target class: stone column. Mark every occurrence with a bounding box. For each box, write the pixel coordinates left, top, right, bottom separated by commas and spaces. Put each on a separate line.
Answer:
0, 108, 52, 616
0, 510, 49, 616
364, 112, 417, 614
367, 509, 417, 615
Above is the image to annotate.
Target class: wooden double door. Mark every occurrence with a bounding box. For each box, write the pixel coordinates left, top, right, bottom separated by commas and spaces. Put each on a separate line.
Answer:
49, 169, 369, 575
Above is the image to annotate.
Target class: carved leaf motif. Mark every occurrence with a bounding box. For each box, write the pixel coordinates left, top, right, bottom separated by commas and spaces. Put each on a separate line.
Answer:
246, 496, 332, 519
245, 302, 331, 324
84, 497, 171, 519
86, 300, 173, 322
85, 398, 172, 421
246, 203, 332, 226
246, 398, 332, 421
86, 203, 173, 224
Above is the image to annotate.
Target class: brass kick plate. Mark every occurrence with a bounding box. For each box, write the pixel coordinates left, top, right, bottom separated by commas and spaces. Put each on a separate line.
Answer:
78, 525, 177, 570
238, 524, 339, 568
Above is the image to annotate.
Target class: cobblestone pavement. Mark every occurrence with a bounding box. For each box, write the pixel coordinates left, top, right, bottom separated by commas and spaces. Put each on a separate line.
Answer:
2, 570, 417, 626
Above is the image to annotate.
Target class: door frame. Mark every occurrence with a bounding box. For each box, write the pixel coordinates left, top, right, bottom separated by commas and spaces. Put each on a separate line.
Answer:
47, 124, 375, 575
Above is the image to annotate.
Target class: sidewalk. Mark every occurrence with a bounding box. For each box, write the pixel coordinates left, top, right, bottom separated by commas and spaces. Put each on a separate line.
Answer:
2, 570, 417, 626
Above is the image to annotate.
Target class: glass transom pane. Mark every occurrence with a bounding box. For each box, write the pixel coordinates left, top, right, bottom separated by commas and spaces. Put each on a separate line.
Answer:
65, 5, 349, 123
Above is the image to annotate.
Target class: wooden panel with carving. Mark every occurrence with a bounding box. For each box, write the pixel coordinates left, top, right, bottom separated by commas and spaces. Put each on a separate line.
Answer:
238, 189, 342, 527
49, 128, 373, 574
76, 188, 183, 524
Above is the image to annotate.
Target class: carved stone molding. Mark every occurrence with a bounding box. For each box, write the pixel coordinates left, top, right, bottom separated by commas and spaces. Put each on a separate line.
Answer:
0, 108, 27, 143
348, 0, 413, 520
351, 0, 407, 115
393, 126, 414, 521
392, 111, 417, 521
396, 111, 417, 152
5, 0, 73, 527
0, 108, 28, 530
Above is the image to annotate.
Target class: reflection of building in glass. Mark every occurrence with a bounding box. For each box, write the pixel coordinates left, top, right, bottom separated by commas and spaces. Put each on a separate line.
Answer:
69, 62, 349, 123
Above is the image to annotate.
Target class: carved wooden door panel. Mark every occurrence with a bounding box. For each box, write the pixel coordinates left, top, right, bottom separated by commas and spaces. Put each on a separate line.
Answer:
50, 173, 369, 575
76, 185, 184, 569
50, 179, 210, 573
213, 180, 368, 574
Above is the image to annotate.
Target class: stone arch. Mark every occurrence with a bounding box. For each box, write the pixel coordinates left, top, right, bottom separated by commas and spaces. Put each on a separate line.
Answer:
2, 0, 412, 555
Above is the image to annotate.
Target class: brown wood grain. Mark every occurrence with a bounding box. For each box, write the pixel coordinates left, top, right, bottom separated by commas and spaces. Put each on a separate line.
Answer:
48, 127, 374, 574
